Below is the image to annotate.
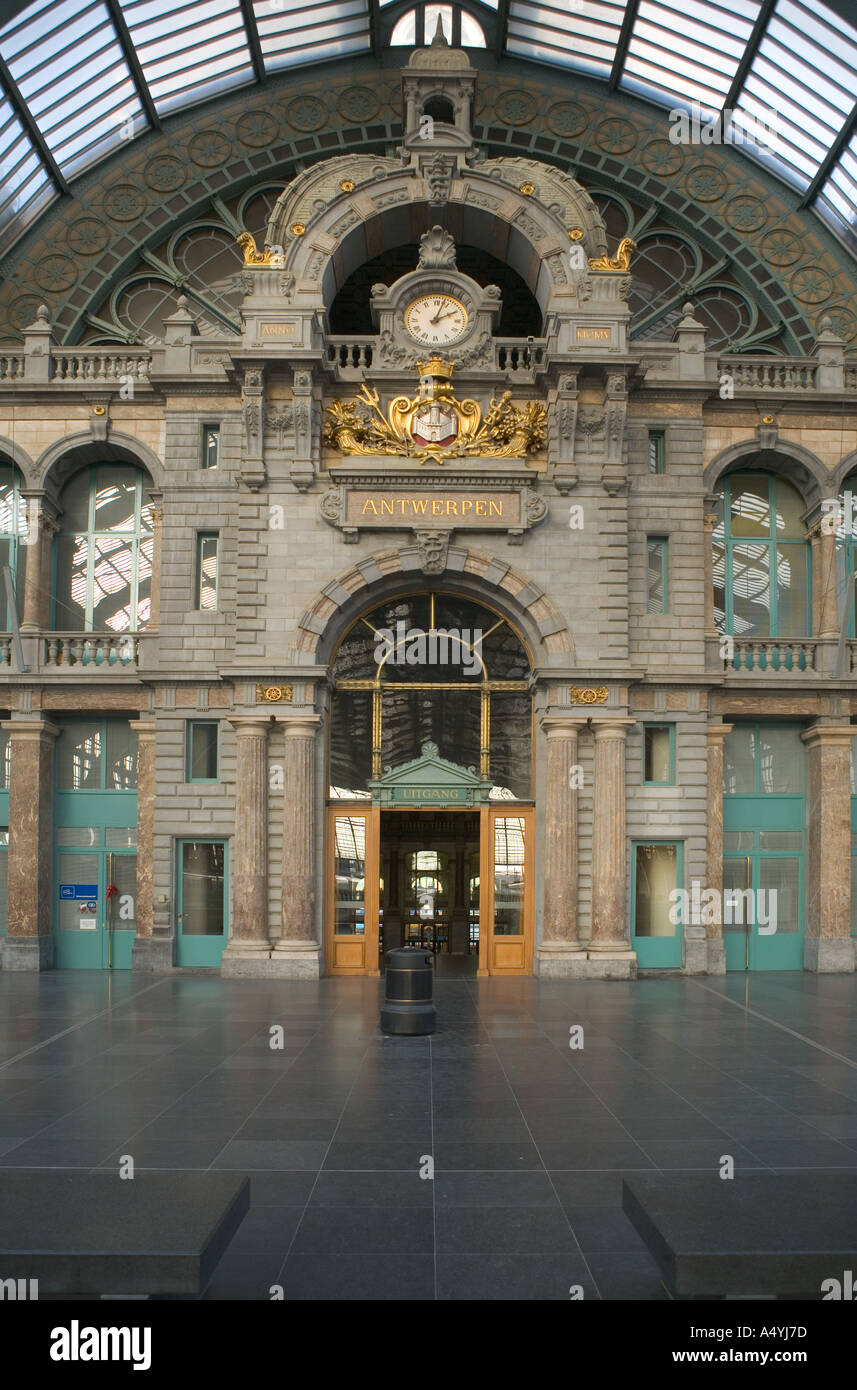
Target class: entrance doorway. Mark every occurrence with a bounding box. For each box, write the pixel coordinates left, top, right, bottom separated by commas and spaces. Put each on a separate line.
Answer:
325, 804, 534, 976
380, 811, 480, 977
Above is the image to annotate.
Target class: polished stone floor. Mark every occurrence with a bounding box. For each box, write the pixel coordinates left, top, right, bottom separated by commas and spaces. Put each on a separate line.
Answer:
2, 971, 857, 1300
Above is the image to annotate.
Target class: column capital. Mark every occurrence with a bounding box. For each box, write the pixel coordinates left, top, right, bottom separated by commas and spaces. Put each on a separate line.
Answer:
1, 718, 59, 740
539, 714, 589, 738
801, 723, 856, 748
227, 716, 272, 736
591, 716, 636, 740
706, 722, 734, 742
274, 714, 322, 738
128, 719, 157, 739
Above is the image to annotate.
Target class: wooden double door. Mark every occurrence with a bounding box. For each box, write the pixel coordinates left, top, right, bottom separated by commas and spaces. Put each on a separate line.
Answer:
325, 805, 534, 976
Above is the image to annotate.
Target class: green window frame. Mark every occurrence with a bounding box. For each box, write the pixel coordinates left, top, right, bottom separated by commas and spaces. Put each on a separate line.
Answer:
646, 537, 668, 613
712, 471, 810, 641
55, 718, 139, 792
186, 720, 219, 782
196, 533, 218, 611
648, 430, 665, 474
202, 423, 220, 470
52, 464, 154, 632
0, 463, 27, 631
643, 723, 675, 785
835, 477, 857, 639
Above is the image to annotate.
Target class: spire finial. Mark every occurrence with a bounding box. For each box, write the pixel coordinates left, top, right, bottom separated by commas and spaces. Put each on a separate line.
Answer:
431, 12, 447, 45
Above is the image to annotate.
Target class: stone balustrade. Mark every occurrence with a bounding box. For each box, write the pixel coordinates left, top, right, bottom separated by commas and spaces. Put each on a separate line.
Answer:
51, 350, 151, 382
718, 356, 818, 391
43, 633, 141, 670
729, 638, 816, 673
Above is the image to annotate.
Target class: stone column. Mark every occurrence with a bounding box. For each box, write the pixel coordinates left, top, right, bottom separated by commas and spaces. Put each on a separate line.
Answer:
128, 719, 169, 970
537, 715, 588, 977
272, 714, 322, 978
801, 724, 855, 972
703, 722, 732, 976
18, 497, 57, 634
220, 717, 272, 976
589, 716, 636, 976
0, 717, 58, 970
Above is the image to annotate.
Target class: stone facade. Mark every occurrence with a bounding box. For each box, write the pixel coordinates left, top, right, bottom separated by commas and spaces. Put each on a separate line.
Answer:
0, 38, 855, 979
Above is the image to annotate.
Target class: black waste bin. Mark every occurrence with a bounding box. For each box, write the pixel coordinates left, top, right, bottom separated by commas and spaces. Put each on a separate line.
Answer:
380, 947, 436, 1036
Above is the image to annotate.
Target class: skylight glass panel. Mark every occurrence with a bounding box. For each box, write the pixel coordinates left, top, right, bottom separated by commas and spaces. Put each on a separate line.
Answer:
253, 0, 370, 72
817, 132, 857, 245
732, 0, 857, 192
0, 90, 54, 252
621, 0, 760, 113
119, 0, 254, 115
507, 0, 625, 77
0, 0, 148, 177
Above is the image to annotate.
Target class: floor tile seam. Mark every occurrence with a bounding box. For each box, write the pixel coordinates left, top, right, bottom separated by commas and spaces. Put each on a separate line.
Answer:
272, 1028, 376, 1289
0, 978, 173, 1073
469, 1000, 603, 1301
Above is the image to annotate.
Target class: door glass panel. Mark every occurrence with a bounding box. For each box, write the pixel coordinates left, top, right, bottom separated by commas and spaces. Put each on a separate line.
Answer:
634, 843, 677, 936
105, 827, 137, 848
106, 721, 138, 789
57, 723, 102, 789
776, 544, 808, 637
53, 534, 88, 630
56, 826, 99, 848
759, 857, 799, 933
334, 816, 365, 935
759, 831, 803, 850
180, 842, 224, 936
723, 725, 756, 794
109, 855, 136, 924
758, 725, 804, 793
493, 816, 525, 936
57, 852, 99, 931
722, 858, 751, 931
723, 830, 755, 851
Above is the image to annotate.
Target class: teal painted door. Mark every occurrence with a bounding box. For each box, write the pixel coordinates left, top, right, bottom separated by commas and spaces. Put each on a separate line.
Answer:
176, 840, 227, 967
631, 841, 683, 968
54, 833, 137, 969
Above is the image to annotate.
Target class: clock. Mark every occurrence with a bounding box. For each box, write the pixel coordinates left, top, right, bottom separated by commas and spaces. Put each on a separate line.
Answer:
403, 293, 469, 346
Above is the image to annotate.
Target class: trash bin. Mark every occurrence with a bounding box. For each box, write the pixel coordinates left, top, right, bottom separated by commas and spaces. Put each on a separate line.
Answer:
380, 947, 436, 1036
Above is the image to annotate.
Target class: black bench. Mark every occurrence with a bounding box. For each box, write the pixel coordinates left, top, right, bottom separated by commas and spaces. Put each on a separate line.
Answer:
0, 1171, 250, 1297
623, 1173, 857, 1299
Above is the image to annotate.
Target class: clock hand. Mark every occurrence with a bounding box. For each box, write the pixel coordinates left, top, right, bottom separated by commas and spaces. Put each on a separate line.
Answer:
429, 309, 458, 324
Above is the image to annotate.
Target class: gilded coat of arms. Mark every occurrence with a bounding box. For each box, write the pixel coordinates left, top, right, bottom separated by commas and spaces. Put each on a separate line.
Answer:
322, 358, 547, 464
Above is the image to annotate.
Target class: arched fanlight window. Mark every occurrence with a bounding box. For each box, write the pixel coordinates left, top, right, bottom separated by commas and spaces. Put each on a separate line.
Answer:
712, 472, 810, 640
390, 4, 487, 46
0, 463, 27, 631
329, 592, 531, 800
53, 465, 154, 633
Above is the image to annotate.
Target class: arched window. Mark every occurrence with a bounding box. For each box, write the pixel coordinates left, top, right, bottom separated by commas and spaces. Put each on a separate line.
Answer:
713, 472, 810, 640
329, 592, 531, 800
0, 463, 27, 631
53, 465, 154, 633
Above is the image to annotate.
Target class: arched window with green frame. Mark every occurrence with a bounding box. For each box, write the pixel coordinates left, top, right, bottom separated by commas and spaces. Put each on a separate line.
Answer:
52, 465, 154, 633
713, 471, 810, 649
0, 462, 27, 631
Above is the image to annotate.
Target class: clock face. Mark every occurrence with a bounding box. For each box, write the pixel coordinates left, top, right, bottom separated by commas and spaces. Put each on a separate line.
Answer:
403, 293, 469, 346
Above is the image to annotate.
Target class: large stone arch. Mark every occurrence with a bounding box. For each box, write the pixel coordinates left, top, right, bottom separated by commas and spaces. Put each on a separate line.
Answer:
267, 158, 607, 320
831, 450, 857, 494
703, 438, 829, 513
35, 430, 167, 506
0, 436, 37, 489
292, 543, 573, 667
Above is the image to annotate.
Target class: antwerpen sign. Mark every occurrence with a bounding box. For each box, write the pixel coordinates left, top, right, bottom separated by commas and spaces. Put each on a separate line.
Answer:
319, 484, 546, 544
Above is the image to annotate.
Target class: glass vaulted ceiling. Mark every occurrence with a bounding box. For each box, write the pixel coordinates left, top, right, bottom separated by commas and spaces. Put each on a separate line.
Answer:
0, 0, 856, 261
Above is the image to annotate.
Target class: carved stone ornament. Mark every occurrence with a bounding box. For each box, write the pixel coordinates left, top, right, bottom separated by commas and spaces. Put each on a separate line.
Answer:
256, 684, 293, 703
319, 488, 342, 523
414, 529, 450, 574
418, 225, 457, 270
323, 358, 547, 464
569, 686, 609, 705
237, 232, 284, 267
588, 237, 636, 271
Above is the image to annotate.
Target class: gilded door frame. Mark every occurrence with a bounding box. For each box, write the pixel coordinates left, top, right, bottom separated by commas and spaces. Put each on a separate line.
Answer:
483, 805, 535, 975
